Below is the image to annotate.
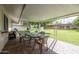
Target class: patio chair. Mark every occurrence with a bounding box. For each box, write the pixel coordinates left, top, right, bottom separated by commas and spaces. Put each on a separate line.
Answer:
8, 31, 16, 40
20, 33, 33, 47
34, 35, 48, 53
18, 30, 30, 43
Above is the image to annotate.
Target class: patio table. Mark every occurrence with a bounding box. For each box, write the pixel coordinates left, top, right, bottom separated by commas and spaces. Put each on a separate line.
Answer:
19, 31, 48, 53
28, 32, 49, 53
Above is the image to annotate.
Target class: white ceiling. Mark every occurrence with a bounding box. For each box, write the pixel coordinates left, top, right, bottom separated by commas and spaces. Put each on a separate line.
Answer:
2, 4, 79, 23
2, 4, 23, 22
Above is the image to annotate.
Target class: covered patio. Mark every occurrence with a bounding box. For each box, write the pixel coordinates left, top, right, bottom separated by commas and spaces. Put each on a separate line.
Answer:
0, 4, 79, 54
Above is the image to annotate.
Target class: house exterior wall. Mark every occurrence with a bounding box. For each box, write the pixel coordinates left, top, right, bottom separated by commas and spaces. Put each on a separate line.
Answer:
0, 6, 4, 31
0, 5, 9, 52
47, 24, 79, 30
8, 18, 12, 31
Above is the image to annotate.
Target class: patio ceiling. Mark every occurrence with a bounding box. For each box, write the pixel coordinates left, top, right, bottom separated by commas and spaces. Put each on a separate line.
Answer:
2, 4, 79, 23
2, 4, 23, 22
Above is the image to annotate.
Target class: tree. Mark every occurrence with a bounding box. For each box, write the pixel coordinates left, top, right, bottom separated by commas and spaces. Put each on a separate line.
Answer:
73, 17, 79, 25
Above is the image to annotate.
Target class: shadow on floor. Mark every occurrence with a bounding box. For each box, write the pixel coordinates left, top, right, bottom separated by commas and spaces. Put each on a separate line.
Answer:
1, 39, 57, 54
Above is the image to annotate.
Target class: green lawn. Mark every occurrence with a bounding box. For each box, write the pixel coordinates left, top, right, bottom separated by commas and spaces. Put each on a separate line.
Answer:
44, 29, 79, 46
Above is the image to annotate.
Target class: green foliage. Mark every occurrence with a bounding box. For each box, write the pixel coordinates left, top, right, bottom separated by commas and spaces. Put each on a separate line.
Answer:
23, 18, 53, 26
73, 17, 79, 25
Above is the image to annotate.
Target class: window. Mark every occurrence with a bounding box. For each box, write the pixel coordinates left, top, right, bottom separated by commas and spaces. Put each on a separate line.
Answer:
4, 15, 8, 31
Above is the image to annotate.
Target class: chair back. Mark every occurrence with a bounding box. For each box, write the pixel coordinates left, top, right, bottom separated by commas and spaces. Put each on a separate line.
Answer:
42, 36, 48, 44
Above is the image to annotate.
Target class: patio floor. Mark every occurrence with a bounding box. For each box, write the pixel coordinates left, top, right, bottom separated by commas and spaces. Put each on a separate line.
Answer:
2, 39, 57, 54
2, 38, 79, 54
48, 38, 79, 54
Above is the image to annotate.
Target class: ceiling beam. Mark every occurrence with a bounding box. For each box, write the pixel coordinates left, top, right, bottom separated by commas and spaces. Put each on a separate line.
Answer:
18, 4, 26, 23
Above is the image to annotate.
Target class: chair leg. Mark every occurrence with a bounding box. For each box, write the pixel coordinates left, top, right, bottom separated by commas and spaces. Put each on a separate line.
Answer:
19, 37, 22, 43
29, 37, 31, 44
44, 44, 49, 51
39, 44, 42, 54
32, 39, 36, 51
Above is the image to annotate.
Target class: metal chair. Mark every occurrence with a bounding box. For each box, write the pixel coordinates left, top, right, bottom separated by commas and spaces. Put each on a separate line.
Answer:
34, 35, 48, 53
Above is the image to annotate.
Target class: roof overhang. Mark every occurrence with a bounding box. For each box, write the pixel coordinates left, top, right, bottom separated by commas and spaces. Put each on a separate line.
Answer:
2, 4, 79, 23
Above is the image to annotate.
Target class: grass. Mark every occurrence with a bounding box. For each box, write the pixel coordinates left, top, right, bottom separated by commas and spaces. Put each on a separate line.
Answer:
44, 29, 79, 46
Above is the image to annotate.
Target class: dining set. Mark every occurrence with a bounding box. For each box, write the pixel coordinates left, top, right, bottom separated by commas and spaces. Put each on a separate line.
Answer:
19, 31, 49, 53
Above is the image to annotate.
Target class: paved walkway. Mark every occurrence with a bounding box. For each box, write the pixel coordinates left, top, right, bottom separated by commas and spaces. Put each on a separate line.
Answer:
46, 38, 79, 54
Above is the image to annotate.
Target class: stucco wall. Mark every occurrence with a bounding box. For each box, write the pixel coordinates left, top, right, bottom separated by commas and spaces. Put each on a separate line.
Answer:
8, 18, 12, 31
0, 5, 8, 52
0, 6, 4, 31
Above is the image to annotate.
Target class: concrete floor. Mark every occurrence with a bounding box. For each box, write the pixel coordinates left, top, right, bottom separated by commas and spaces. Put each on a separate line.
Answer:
48, 38, 79, 54
2, 39, 57, 54
2, 38, 79, 54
